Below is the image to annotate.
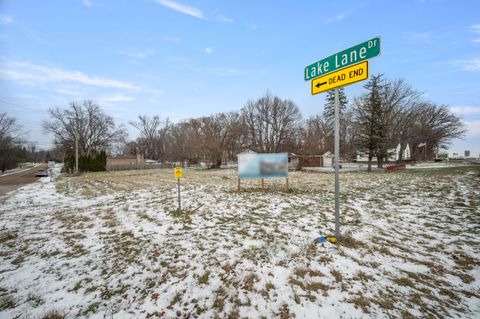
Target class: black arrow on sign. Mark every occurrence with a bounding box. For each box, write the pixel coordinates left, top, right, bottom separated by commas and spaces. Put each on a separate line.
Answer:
315, 81, 327, 88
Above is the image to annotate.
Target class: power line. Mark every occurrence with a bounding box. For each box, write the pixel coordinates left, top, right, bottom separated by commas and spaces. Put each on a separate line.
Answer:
0, 96, 48, 113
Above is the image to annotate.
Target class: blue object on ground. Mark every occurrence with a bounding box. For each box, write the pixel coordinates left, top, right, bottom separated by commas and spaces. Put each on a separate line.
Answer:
314, 236, 327, 243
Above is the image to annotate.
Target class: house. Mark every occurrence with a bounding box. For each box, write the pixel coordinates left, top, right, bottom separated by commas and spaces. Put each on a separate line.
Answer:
288, 153, 299, 170
357, 143, 411, 163
394, 143, 411, 161
107, 153, 145, 170
322, 151, 333, 167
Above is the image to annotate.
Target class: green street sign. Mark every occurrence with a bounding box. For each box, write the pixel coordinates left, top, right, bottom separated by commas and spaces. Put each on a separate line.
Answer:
304, 37, 381, 81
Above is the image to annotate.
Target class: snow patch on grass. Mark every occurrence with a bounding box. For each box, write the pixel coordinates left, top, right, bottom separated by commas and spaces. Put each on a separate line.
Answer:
0, 166, 479, 318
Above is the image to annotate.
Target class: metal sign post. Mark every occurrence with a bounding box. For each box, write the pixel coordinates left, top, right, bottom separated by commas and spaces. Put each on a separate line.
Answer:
334, 88, 340, 238
177, 178, 181, 212
174, 167, 182, 212
305, 37, 381, 239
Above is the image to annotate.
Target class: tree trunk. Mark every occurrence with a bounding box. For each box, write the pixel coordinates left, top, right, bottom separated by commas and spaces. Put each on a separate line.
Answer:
377, 156, 384, 168
398, 143, 405, 163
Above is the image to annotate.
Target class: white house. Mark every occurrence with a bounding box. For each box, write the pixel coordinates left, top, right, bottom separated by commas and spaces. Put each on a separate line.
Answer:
394, 143, 411, 161
322, 151, 333, 167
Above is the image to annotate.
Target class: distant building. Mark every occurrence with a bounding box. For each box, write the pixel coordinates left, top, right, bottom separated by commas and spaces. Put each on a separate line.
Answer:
297, 155, 322, 168
107, 153, 145, 170
288, 153, 299, 170
394, 143, 411, 161
322, 151, 333, 167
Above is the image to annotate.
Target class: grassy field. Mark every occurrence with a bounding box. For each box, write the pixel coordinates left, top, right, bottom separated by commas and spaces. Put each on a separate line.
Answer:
0, 165, 479, 318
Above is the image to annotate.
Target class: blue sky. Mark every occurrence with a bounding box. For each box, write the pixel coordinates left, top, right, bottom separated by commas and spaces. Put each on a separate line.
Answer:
0, 0, 479, 156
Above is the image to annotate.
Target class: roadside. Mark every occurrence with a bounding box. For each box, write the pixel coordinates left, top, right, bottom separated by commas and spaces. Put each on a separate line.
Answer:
0, 163, 40, 177
0, 163, 47, 197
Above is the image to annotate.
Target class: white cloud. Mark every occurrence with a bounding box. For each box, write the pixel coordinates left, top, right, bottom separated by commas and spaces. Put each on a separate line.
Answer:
403, 31, 436, 44
0, 58, 145, 91
82, 0, 92, 7
167, 56, 190, 66
161, 36, 181, 43
204, 47, 213, 54
470, 24, 480, 43
217, 15, 233, 23
155, 0, 204, 20
450, 106, 480, 116
0, 14, 12, 25
325, 12, 347, 23
99, 94, 135, 103
53, 86, 84, 96
465, 120, 480, 137
454, 58, 480, 72
28, 31, 48, 44
117, 49, 155, 59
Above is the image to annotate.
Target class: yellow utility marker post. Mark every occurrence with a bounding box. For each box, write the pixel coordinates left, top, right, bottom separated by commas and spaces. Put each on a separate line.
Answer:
174, 167, 182, 212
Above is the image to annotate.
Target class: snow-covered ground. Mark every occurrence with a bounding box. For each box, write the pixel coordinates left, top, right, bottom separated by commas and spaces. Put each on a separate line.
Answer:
0, 165, 479, 318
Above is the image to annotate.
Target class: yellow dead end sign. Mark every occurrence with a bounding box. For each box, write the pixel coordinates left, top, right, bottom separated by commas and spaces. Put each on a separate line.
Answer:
311, 61, 368, 95
174, 167, 183, 179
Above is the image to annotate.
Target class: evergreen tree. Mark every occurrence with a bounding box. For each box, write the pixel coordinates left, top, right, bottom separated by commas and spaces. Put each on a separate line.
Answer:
354, 74, 385, 172
322, 88, 349, 156
323, 88, 348, 128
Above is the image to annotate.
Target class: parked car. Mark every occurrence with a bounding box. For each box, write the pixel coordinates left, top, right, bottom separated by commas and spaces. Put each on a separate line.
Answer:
35, 170, 48, 177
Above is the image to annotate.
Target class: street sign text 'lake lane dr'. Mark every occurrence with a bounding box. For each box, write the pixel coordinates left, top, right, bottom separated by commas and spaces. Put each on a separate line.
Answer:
311, 61, 368, 95
304, 37, 380, 81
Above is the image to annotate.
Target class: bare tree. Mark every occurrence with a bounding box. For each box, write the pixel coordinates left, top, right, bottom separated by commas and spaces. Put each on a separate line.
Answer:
412, 102, 465, 158
0, 113, 25, 171
43, 100, 127, 156
302, 115, 329, 155
130, 115, 160, 159
378, 78, 423, 163
194, 112, 246, 168
353, 75, 465, 168
241, 92, 302, 153
0, 113, 20, 151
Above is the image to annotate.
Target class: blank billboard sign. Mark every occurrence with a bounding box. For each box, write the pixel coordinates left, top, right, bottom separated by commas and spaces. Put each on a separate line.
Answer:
238, 153, 288, 179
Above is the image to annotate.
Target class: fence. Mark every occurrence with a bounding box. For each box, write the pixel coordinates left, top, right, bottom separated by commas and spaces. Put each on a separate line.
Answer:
107, 163, 175, 171
384, 163, 406, 173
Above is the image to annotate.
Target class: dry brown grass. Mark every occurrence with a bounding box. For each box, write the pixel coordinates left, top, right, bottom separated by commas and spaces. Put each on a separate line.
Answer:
348, 296, 371, 313
330, 269, 343, 283
339, 235, 366, 249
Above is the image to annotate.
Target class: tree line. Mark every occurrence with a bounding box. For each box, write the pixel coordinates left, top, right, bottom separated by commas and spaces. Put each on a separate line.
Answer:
121, 74, 465, 169
3, 74, 464, 172
0, 113, 49, 172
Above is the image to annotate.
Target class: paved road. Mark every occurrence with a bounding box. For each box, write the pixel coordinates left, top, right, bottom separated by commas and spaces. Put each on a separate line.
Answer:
0, 164, 47, 197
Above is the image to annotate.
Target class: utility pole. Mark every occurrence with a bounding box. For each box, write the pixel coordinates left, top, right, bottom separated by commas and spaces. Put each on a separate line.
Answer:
75, 130, 79, 174
334, 88, 340, 238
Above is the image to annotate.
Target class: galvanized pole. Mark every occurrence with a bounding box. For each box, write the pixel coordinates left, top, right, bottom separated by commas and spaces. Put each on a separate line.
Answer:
75, 131, 79, 174
334, 88, 340, 238
177, 178, 181, 212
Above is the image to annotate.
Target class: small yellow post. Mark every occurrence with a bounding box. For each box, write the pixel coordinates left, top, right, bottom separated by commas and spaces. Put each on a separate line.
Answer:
286, 178, 289, 192
261, 178, 264, 192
